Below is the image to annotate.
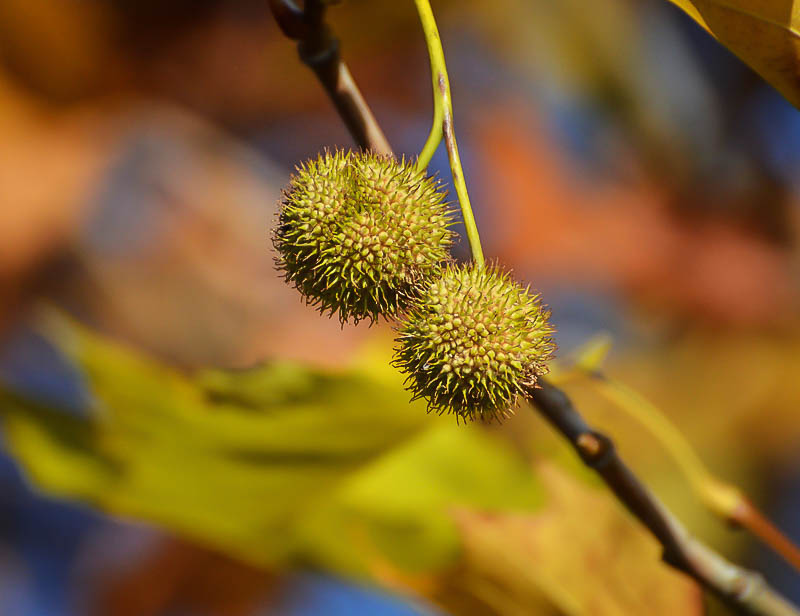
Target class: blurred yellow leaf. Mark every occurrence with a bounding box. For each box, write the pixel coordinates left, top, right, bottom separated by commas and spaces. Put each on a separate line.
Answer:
0, 317, 545, 579
0, 318, 716, 614
570, 333, 613, 374
667, 0, 800, 108
452, 463, 702, 616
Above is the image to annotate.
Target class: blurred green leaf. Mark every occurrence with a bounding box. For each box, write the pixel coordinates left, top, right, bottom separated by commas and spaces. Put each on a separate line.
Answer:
0, 318, 706, 613
0, 317, 545, 577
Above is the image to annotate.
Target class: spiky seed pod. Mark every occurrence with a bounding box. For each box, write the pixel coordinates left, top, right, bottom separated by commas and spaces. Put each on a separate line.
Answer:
273, 149, 454, 324
393, 263, 555, 422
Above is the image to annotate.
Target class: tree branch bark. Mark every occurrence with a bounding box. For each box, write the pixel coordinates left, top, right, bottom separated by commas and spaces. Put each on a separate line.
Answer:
527, 379, 799, 616
267, 0, 392, 155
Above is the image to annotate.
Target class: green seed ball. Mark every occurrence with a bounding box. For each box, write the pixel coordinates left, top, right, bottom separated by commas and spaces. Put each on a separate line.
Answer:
393, 263, 556, 422
273, 149, 454, 324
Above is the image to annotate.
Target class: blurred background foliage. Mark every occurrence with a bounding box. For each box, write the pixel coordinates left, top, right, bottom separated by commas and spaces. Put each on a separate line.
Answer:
0, 0, 798, 614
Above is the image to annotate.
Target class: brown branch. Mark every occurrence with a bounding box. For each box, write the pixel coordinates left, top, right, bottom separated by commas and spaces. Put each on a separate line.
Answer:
527, 379, 800, 616
580, 365, 800, 574
267, 0, 392, 155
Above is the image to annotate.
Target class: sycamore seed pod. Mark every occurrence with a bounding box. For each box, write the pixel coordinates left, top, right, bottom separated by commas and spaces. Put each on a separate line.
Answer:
273, 150, 454, 324
393, 263, 556, 422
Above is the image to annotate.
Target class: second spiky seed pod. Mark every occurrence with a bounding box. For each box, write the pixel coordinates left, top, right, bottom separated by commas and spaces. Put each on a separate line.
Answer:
273, 150, 454, 323
394, 263, 555, 422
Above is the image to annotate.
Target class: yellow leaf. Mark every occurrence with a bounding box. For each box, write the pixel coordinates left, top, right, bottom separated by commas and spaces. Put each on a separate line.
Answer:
0, 318, 725, 614
667, 0, 800, 108
571, 332, 613, 374
452, 463, 703, 616
0, 317, 546, 581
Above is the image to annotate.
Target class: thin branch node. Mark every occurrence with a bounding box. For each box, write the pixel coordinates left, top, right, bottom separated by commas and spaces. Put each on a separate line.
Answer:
577, 431, 615, 470
576, 432, 603, 457
299, 34, 340, 70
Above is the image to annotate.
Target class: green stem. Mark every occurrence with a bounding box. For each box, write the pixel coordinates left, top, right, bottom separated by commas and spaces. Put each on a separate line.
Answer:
414, 0, 485, 267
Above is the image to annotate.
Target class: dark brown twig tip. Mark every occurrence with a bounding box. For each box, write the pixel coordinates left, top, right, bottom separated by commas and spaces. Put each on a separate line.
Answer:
267, 0, 391, 155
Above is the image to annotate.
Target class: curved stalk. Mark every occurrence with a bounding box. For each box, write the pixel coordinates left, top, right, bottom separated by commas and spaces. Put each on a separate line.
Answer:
414, 0, 485, 267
